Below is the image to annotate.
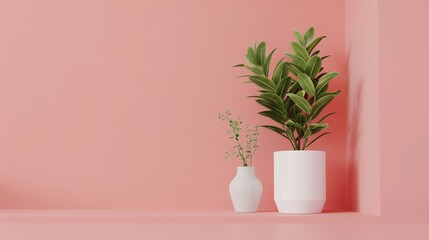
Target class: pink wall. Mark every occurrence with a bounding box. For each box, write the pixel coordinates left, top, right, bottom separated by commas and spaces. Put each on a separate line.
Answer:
345, 0, 381, 215
346, 0, 429, 219
380, 0, 429, 219
0, 0, 347, 210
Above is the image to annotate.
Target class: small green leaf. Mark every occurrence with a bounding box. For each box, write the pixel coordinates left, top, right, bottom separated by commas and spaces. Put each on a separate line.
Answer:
245, 65, 264, 75
310, 123, 328, 135
284, 127, 297, 149
259, 93, 285, 109
285, 120, 303, 129
317, 112, 336, 123
291, 42, 310, 60
296, 113, 307, 126
297, 73, 316, 96
304, 128, 312, 138
294, 31, 306, 46
316, 72, 339, 95
286, 93, 312, 113
259, 111, 287, 125
288, 105, 299, 119
310, 95, 336, 119
276, 76, 291, 99
263, 48, 276, 77
273, 61, 285, 84
306, 132, 331, 148
309, 123, 328, 129
256, 99, 287, 117
246, 47, 257, 64
249, 75, 276, 91
304, 55, 322, 78
284, 62, 302, 76
256, 42, 266, 65
297, 90, 305, 98
285, 53, 306, 70
233, 64, 244, 67
306, 36, 326, 54
318, 90, 341, 99
262, 125, 288, 139
304, 27, 315, 43
312, 50, 320, 56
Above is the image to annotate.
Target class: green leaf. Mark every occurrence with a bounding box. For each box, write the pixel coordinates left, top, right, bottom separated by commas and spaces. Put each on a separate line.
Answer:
297, 73, 316, 96
304, 128, 312, 138
256, 42, 266, 65
272, 61, 285, 84
285, 120, 303, 129
294, 31, 306, 46
256, 99, 287, 117
286, 93, 312, 113
297, 90, 305, 98
317, 112, 336, 123
321, 55, 330, 60
259, 111, 287, 125
245, 65, 264, 75
236, 74, 252, 79
310, 95, 335, 119
316, 72, 339, 94
304, 27, 315, 43
284, 127, 297, 149
296, 113, 307, 126
306, 132, 331, 148
309, 123, 328, 135
317, 90, 341, 99
262, 125, 288, 139
284, 62, 301, 76
288, 105, 299, 119
312, 50, 320, 56
263, 48, 276, 77
246, 47, 257, 65
276, 76, 291, 99
306, 36, 326, 54
233, 64, 244, 67
316, 84, 329, 97
249, 75, 276, 91
285, 53, 306, 70
304, 55, 322, 78
259, 93, 285, 109
309, 123, 328, 129
291, 42, 310, 61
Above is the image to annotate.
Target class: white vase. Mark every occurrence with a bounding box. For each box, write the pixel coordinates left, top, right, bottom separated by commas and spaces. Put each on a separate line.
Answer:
274, 150, 326, 214
229, 167, 263, 213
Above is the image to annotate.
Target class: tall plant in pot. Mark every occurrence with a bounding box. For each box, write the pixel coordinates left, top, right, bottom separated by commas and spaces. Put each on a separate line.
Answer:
234, 27, 340, 213
219, 110, 262, 213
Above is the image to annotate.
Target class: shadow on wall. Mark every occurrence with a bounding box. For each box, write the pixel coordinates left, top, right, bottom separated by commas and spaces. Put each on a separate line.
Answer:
346, 77, 363, 212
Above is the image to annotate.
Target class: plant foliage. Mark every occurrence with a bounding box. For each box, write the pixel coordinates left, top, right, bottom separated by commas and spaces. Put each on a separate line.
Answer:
235, 27, 340, 150
219, 110, 259, 166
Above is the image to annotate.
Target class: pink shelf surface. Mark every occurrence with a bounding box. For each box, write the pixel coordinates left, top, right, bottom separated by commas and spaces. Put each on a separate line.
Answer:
0, 210, 428, 240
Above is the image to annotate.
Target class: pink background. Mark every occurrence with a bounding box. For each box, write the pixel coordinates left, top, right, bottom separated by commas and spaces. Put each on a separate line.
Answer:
379, 0, 429, 219
0, 0, 347, 210
346, 0, 381, 215
346, 0, 429, 220
1, 0, 428, 221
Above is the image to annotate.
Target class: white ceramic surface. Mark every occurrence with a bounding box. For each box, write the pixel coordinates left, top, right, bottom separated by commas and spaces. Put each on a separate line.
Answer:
229, 167, 263, 213
274, 150, 326, 214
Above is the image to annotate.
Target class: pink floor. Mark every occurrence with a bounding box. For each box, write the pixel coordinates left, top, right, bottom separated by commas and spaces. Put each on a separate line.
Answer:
1, 210, 428, 239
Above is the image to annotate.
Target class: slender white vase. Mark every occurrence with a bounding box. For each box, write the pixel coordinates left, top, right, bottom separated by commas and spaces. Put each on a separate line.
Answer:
274, 150, 326, 214
229, 167, 263, 213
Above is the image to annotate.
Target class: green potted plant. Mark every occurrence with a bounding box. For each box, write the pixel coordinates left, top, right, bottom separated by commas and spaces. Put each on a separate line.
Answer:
219, 110, 262, 212
234, 27, 340, 213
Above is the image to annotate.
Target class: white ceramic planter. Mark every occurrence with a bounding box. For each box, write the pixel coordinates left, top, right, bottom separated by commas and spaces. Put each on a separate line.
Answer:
229, 167, 263, 213
274, 150, 326, 214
